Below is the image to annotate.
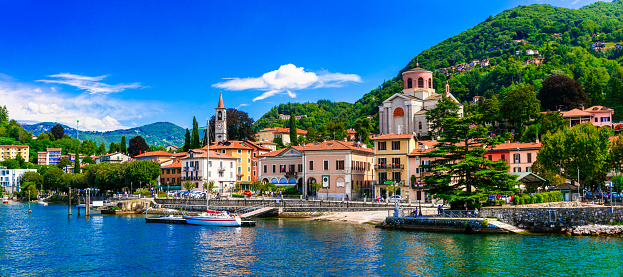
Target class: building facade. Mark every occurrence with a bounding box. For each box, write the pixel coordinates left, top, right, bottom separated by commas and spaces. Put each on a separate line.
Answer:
486, 142, 541, 173
0, 166, 37, 194
372, 134, 417, 200
0, 145, 29, 162
134, 151, 177, 163
378, 65, 463, 136
180, 149, 237, 191
37, 148, 62, 165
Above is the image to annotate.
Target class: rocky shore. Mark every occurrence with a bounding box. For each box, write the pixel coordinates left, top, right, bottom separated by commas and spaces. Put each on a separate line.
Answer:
562, 225, 623, 236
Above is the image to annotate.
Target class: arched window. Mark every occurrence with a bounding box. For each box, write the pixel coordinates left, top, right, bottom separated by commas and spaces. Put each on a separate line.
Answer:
393, 107, 404, 117
418, 78, 424, 88
407, 78, 413, 89
428, 78, 432, 88
217, 111, 222, 120
418, 122, 422, 130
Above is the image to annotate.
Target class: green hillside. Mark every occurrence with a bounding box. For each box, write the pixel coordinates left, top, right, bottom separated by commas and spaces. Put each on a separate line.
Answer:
255, 1, 623, 129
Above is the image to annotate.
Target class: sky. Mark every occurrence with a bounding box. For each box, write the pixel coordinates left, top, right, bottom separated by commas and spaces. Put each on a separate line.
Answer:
0, 0, 610, 131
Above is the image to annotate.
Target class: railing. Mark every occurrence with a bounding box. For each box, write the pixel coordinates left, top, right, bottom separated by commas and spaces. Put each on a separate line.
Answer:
375, 165, 388, 170
391, 164, 404, 170
218, 167, 225, 172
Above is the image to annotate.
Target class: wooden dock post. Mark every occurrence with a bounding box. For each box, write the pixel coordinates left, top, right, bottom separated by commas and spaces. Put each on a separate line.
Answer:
85, 189, 90, 217
68, 187, 72, 216
28, 191, 32, 213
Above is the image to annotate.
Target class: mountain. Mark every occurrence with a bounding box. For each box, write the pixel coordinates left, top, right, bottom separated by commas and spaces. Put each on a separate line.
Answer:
20, 122, 186, 147
255, 1, 623, 128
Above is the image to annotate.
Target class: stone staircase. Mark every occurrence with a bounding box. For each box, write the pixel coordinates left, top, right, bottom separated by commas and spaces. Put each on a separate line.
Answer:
488, 219, 527, 234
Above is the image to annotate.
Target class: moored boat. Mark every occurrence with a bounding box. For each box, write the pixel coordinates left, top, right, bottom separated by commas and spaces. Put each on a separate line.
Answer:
184, 210, 242, 227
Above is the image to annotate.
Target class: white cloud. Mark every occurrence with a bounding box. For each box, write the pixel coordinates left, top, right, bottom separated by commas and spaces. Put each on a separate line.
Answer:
0, 76, 159, 131
212, 64, 361, 102
37, 73, 143, 95
235, 103, 249, 109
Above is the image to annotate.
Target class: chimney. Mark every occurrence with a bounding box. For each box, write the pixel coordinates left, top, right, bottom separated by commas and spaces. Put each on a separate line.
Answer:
581, 104, 584, 110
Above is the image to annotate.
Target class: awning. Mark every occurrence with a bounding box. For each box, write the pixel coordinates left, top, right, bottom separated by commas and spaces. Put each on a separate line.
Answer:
157, 186, 182, 190
509, 172, 546, 183
383, 181, 394, 185
288, 178, 297, 184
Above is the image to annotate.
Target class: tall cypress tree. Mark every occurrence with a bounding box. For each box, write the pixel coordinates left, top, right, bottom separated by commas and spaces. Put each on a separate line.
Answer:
109, 142, 117, 153
74, 149, 80, 174
584, 70, 603, 106
120, 136, 127, 154
191, 116, 200, 149
184, 128, 191, 151
289, 114, 298, 146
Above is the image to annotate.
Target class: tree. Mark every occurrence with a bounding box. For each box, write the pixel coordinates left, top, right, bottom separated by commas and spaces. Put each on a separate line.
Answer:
0, 105, 8, 125
305, 127, 321, 143
128, 136, 149, 157
124, 160, 161, 187
74, 151, 80, 174
57, 157, 72, 170
183, 181, 195, 193
607, 67, 623, 121
21, 171, 42, 187
51, 124, 64, 140
423, 114, 519, 208
537, 123, 612, 190
82, 156, 94, 164
98, 143, 107, 155
191, 116, 200, 149
354, 118, 373, 144
21, 182, 38, 199
273, 137, 285, 149
120, 136, 127, 154
183, 129, 191, 151
584, 70, 603, 105
500, 86, 541, 137
478, 98, 500, 124
289, 114, 298, 146
426, 95, 460, 139
539, 74, 590, 111
324, 122, 347, 141
109, 142, 117, 154
43, 167, 64, 191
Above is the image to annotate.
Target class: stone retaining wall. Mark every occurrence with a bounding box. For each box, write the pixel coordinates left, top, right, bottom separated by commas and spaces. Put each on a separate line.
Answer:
381, 217, 507, 234
155, 198, 418, 209
481, 205, 623, 232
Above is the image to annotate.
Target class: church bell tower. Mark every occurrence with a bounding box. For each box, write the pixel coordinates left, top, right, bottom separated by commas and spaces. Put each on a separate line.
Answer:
215, 92, 227, 142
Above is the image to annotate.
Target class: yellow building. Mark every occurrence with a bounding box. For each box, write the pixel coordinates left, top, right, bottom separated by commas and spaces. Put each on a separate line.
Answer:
371, 134, 417, 200
207, 141, 254, 183
0, 145, 29, 162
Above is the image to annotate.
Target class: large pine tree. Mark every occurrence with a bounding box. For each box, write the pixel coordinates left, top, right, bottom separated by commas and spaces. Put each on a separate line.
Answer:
120, 136, 127, 154
183, 128, 191, 151
289, 114, 298, 146
191, 117, 200, 149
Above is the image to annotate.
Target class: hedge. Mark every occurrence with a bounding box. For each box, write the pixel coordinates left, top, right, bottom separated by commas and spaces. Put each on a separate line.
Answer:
512, 191, 563, 205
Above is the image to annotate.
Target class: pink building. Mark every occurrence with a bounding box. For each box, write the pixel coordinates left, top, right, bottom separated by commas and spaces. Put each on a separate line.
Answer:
258, 141, 374, 199
407, 140, 438, 201
485, 142, 541, 173
560, 106, 614, 128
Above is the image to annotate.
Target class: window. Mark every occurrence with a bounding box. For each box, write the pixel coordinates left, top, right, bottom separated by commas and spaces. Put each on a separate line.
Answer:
393, 172, 401, 181
323, 160, 329, 170
527, 153, 532, 163
220, 172, 224, 177
280, 164, 286, 173
247, 166, 251, 172
253, 153, 256, 157
336, 160, 344, 170
378, 142, 386, 151
238, 167, 242, 174
252, 161, 257, 166
272, 165, 276, 173
378, 158, 386, 166
309, 160, 314, 170
248, 150, 251, 154
428, 78, 432, 88
418, 77, 424, 88
595, 117, 598, 123
263, 165, 267, 173
298, 164, 303, 172
392, 157, 400, 166
247, 157, 251, 163
237, 157, 242, 163
247, 176, 250, 181
501, 154, 506, 161
253, 170, 256, 176
230, 162, 233, 167
514, 154, 520, 163
418, 122, 422, 130
488, 155, 492, 161
526, 167, 532, 172
222, 150, 226, 154
208, 171, 211, 177
392, 141, 400, 150
407, 78, 412, 88
208, 161, 212, 167
238, 149, 242, 154
378, 172, 387, 182
288, 164, 295, 172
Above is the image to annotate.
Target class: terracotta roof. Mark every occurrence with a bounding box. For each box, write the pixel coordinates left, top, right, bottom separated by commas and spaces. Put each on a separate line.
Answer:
257, 140, 277, 145
489, 142, 542, 151
243, 140, 272, 151
371, 134, 415, 140
347, 129, 356, 134
134, 151, 175, 158
0, 145, 28, 148
587, 106, 614, 112
408, 140, 438, 155
258, 127, 308, 135
561, 109, 594, 118
207, 140, 253, 150
218, 92, 224, 109
161, 160, 181, 169
300, 140, 373, 153
257, 148, 291, 157
172, 153, 187, 157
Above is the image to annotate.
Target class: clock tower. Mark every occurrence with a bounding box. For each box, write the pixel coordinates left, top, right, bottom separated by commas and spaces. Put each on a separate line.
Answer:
215, 92, 227, 142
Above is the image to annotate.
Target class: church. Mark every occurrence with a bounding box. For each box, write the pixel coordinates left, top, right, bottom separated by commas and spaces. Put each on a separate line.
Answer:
378, 64, 463, 136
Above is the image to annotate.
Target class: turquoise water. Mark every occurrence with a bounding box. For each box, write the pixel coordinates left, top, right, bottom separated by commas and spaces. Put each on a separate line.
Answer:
1, 202, 622, 276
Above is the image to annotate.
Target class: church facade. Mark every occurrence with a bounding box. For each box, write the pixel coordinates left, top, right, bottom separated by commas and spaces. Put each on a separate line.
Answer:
378, 66, 463, 136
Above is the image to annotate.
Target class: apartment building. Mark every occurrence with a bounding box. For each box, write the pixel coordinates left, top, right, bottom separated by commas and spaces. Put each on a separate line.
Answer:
37, 148, 62, 165
0, 145, 29, 162
372, 134, 417, 200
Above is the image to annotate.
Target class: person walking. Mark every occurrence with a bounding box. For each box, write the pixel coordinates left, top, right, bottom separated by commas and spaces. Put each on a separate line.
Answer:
437, 205, 442, 215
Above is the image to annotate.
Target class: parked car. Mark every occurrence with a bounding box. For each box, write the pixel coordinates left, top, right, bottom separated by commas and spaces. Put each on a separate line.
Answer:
374, 197, 384, 202
388, 195, 403, 202
243, 190, 252, 196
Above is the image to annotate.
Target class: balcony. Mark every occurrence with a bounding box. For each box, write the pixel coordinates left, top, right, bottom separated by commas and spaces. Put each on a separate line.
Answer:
373, 180, 405, 186
218, 167, 225, 172
374, 164, 404, 170
285, 171, 298, 178
374, 165, 388, 170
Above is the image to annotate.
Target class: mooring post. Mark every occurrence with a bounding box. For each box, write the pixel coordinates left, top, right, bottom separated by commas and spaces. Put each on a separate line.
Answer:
86, 189, 90, 217
28, 190, 32, 213
68, 187, 72, 216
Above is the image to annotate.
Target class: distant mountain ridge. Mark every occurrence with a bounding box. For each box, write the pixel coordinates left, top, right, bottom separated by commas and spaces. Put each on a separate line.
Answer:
20, 122, 186, 147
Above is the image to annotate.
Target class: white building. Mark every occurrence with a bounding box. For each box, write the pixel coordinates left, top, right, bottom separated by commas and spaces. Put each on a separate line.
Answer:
0, 166, 37, 194
378, 64, 463, 137
180, 149, 237, 192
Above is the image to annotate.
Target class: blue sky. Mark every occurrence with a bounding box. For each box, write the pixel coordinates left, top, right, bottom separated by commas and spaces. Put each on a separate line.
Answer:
0, 0, 608, 131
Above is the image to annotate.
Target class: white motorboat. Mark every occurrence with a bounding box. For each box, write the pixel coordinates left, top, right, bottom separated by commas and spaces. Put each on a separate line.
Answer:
184, 210, 242, 227
37, 201, 48, 206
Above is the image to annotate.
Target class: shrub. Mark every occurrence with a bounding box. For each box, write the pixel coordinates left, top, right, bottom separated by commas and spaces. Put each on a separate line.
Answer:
111, 206, 120, 210
519, 197, 525, 205
513, 196, 519, 205
535, 194, 543, 203
232, 194, 244, 198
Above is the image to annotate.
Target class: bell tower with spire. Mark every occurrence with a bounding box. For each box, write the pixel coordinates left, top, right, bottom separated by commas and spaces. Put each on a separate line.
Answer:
215, 92, 227, 142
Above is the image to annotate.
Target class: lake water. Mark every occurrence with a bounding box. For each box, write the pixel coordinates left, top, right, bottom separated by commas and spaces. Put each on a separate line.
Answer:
1, 202, 623, 276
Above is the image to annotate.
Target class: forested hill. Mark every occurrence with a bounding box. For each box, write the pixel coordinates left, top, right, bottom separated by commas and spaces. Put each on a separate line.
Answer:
21, 122, 185, 146
255, 0, 623, 130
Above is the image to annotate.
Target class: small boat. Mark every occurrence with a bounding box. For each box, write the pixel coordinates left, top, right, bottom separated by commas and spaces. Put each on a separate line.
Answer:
37, 201, 48, 206
184, 210, 242, 227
